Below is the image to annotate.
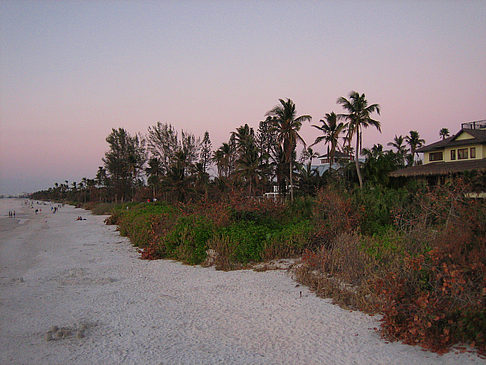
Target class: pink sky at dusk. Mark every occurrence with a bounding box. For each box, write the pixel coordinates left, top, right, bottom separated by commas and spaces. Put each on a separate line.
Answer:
1, 1, 485, 195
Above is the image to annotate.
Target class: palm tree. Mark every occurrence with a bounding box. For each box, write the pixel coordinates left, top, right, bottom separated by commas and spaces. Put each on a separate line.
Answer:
214, 142, 232, 178
439, 128, 450, 140
231, 124, 255, 153
405, 130, 425, 166
146, 157, 163, 199
266, 98, 311, 201
310, 112, 345, 170
232, 124, 261, 196
337, 91, 381, 188
387, 135, 408, 166
236, 144, 260, 196
362, 144, 384, 160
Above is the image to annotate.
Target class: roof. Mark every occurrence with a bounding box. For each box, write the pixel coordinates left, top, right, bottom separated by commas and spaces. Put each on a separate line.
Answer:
390, 159, 486, 177
318, 151, 352, 159
417, 128, 486, 152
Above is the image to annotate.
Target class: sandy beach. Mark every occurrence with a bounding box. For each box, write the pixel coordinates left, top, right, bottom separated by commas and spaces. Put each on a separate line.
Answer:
0, 198, 482, 364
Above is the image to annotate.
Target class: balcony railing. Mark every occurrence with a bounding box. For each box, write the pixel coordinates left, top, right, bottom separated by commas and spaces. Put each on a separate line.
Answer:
461, 120, 486, 130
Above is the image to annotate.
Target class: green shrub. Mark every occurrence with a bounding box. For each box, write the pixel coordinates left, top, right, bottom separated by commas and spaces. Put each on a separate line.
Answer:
354, 185, 409, 236
165, 215, 214, 265
219, 221, 272, 263
264, 220, 313, 260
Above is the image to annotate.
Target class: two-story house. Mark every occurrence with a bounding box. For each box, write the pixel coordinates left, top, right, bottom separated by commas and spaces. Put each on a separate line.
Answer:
390, 120, 486, 182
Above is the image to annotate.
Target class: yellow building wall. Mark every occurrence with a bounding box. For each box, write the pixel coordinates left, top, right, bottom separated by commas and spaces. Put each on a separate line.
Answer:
424, 143, 484, 164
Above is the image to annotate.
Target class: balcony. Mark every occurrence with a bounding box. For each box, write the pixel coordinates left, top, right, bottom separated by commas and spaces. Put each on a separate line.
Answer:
461, 119, 486, 130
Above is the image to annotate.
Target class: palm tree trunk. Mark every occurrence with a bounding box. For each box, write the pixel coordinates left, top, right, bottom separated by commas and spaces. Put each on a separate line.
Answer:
355, 128, 363, 188
290, 159, 294, 202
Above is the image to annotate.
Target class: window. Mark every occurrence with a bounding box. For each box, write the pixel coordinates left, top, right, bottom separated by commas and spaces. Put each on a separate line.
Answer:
470, 147, 476, 159
458, 148, 468, 160
429, 151, 443, 161
450, 149, 456, 160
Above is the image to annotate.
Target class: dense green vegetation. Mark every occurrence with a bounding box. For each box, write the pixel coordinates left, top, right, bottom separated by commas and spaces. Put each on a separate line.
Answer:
30, 92, 486, 355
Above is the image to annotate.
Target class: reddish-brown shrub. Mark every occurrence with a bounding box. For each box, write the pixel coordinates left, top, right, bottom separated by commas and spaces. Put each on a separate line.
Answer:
378, 182, 486, 355
311, 187, 360, 248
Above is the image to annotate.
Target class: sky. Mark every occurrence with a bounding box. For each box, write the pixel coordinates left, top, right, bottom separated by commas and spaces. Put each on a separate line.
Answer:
1, 0, 485, 195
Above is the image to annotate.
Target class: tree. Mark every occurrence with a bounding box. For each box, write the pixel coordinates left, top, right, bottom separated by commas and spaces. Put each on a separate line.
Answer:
236, 141, 260, 196
165, 149, 194, 202
405, 130, 425, 166
337, 91, 381, 188
103, 128, 146, 202
300, 146, 318, 166
231, 124, 255, 154
256, 117, 277, 165
310, 112, 345, 170
146, 157, 163, 199
230, 124, 260, 195
96, 166, 108, 187
146, 122, 178, 175
297, 161, 320, 196
266, 98, 311, 201
387, 135, 408, 167
362, 144, 403, 186
439, 128, 450, 140
180, 130, 200, 172
200, 131, 212, 174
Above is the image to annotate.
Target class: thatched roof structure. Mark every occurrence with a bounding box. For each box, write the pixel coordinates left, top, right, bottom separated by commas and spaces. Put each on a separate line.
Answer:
390, 159, 486, 177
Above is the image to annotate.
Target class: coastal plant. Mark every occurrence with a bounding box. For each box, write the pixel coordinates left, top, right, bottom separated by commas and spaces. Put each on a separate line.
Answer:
311, 186, 360, 248
377, 183, 486, 355
263, 220, 313, 260
296, 232, 379, 312
165, 214, 214, 265
207, 234, 239, 271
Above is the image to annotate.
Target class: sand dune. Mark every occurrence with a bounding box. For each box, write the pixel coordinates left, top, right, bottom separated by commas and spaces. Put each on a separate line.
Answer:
0, 199, 482, 364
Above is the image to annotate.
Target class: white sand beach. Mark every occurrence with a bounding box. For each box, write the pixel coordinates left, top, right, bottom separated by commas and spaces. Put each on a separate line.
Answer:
0, 198, 482, 364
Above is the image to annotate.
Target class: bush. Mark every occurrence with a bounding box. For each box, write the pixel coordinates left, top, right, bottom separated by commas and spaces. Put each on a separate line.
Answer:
354, 185, 409, 236
263, 220, 313, 260
311, 187, 360, 248
83, 202, 117, 215
377, 183, 486, 355
207, 234, 239, 271
164, 215, 214, 265
296, 232, 379, 312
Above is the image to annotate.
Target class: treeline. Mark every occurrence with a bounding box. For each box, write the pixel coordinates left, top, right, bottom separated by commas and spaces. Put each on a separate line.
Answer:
29, 92, 486, 355
32, 92, 433, 203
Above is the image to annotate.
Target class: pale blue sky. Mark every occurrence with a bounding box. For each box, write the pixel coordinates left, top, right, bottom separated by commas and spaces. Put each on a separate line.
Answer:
1, 1, 485, 194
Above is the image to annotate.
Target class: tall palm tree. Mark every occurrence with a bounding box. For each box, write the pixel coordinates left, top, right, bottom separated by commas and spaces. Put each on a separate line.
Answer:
231, 124, 255, 153
387, 135, 408, 166
337, 91, 381, 188
236, 144, 260, 196
214, 142, 233, 178
310, 112, 345, 170
146, 157, 163, 199
405, 130, 425, 166
266, 98, 311, 201
439, 128, 450, 140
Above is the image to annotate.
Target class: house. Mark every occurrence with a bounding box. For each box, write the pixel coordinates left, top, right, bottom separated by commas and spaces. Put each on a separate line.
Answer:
390, 120, 486, 183
318, 151, 354, 164
263, 185, 281, 200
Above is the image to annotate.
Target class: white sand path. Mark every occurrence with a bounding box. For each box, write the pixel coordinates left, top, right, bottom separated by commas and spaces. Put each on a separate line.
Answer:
0, 199, 482, 364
